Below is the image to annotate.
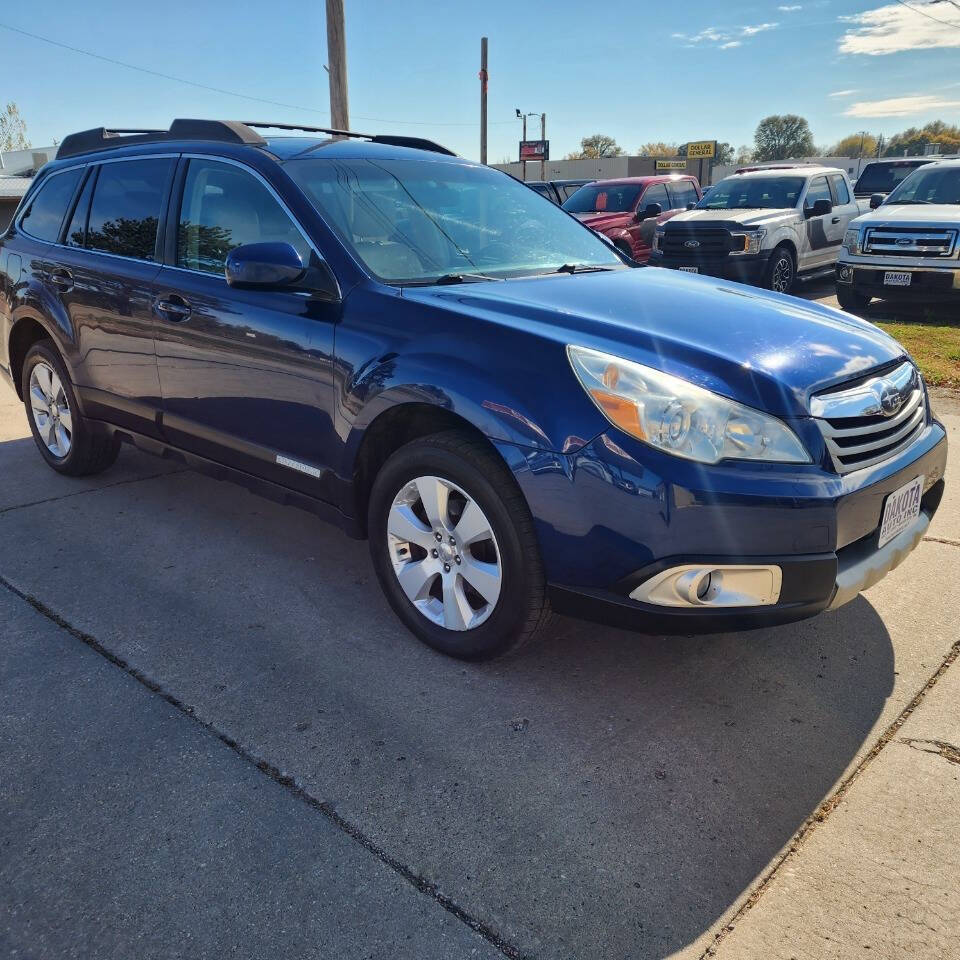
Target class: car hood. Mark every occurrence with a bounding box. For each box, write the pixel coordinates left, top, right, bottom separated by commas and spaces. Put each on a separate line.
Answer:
852, 203, 960, 226
666, 208, 799, 228
572, 211, 632, 230
402, 268, 905, 418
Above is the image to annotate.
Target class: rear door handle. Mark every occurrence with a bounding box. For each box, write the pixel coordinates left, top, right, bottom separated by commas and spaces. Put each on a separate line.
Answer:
155, 295, 192, 322
49, 268, 74, 292
831, 216, 841, 224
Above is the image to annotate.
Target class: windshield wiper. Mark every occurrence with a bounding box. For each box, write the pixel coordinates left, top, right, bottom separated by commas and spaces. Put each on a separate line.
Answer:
431, 272, 501, 284
887, 199, 933, 205
553, 263, 616, 274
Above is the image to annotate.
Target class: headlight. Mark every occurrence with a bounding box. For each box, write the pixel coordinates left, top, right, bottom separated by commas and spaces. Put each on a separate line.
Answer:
567, 345, 810, 465
842, 227, 861, 255
729, 228, 766, 256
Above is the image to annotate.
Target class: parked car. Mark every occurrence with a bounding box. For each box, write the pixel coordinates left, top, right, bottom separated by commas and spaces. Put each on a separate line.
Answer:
0, 120, 947, 660
561, 175, 701, 262
526, 178, 593, 204
837, 157, 960, 312
650, 164, 859, 292
852, 158, 939, 208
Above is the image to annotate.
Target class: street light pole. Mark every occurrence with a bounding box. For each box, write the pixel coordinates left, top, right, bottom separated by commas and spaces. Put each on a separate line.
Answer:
326, 0, 349, 131
540, 112, 546, 180
480, 37, 488, 165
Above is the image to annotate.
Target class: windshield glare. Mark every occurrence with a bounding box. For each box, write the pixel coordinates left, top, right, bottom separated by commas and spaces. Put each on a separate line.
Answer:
885, 165, 960, 205
696, 176, 805, 210
284, 158, 621, 282
562, 183, 642, 214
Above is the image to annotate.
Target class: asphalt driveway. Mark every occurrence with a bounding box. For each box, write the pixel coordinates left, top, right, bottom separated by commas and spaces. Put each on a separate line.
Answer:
1, 336, 958, 958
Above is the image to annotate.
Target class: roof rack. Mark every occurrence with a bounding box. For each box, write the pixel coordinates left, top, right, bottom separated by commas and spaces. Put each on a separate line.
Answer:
241, 121, 457, 156
734, 162, 825, 174
56, 119, 457, 161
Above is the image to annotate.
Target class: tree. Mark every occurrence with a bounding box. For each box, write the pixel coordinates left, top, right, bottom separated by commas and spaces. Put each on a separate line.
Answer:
734, 144, 754, 164
883, 120, 960, 157
753, 114, 814, 161
829, 132, 877, 158
637, 141, 678, 157
0, 102, 30, 151
565, 134, 623, 160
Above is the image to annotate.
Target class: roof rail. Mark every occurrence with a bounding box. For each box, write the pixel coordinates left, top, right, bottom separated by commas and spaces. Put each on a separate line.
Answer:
733, 162, 824, 174
56, 119, 458, 161
241, 121, 457, 156
57, 120, 267, 159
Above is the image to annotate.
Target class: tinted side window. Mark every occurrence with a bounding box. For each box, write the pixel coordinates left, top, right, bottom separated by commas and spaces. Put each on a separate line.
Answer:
87, 158, 173, 260
667, 180, 698, 209
65, 169, 95, 248
177, 159, 311, 274
804, 176, 832, 210
642, 183, 669, 210
829, 174, 850, 205
19, 168, 83, 242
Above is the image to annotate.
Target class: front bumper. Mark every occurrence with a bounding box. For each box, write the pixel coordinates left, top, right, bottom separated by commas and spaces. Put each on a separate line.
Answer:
837, 261, 960, 302
499, 418, 948, 635
650, 251, 771, 284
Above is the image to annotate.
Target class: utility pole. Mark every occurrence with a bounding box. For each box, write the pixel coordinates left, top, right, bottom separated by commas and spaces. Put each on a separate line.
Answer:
326, 0, 349, 131
540, 112, 546, 180
479, 37, 488, 165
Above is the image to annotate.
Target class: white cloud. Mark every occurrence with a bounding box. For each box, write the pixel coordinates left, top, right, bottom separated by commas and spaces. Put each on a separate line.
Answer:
829, 89, 858, 97
778, 4, 802, 10
839, 1, 960, 56
674, 21, 779, 48
843, 94, 960, 117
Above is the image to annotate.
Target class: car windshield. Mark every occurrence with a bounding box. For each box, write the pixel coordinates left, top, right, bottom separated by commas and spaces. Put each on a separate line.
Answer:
885, 165, 960, 205
284, 157, 621, 282
695, 176, 805, 210
562, 183, 642, 214
855, 161, 927, 195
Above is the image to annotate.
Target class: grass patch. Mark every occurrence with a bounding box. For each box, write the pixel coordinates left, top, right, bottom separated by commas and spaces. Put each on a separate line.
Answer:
872, 317, 960, 388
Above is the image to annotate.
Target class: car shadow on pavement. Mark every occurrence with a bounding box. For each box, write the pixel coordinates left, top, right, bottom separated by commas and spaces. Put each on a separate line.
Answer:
0, 444, 896, 960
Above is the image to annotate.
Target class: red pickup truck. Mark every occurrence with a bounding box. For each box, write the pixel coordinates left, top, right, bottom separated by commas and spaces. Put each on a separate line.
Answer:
561, 175, 702, 263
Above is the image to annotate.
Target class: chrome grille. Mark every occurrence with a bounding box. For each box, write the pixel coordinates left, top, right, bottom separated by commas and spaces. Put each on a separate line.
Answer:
811, 362, 927, 474
863, 226, 957, 258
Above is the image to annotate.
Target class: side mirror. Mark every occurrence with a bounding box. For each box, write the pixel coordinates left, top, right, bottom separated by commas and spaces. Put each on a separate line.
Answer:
686, 202, 696, 210
225, 242, 306, 289
638, 202, 663, 221
806, 198, 832, 218
870, 193, 884, 210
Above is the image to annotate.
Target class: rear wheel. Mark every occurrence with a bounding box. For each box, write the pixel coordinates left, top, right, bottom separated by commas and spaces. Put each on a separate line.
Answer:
836, 284, 872, 314
367, 431, 550, 660
764, 245, 795, 294
21, 340, 119, 476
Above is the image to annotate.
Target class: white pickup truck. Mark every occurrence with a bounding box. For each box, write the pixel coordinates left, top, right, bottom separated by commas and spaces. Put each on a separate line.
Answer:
650, 164, 860, 293
837, 157, 960, 312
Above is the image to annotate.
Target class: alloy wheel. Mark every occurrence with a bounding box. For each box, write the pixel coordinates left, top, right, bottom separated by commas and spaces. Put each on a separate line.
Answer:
29, 361, 73, 458
771, 256, 793, 293
387, 475, 502, 631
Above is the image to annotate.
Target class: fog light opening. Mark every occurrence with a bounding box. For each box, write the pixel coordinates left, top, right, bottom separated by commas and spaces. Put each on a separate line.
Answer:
838, 265, 853, 283
630, 564, 782, 608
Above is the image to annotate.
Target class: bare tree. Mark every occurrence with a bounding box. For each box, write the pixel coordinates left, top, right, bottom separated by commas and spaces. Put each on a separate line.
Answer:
0, 102, 31, 151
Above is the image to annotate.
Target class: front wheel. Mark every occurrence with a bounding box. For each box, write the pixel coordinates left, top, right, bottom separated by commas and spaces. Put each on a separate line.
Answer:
836, 284, 872, 314
367, 431, 551, 660
764, 246, 795, 294
22, 340, 120, 476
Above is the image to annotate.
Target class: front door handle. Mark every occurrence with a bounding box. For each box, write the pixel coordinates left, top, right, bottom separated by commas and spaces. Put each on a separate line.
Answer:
831, 216, 841, 224
155, 295, 192, 322
49, 268, 74, 292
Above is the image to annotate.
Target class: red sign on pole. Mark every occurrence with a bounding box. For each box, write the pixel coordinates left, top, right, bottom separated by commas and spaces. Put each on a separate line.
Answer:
519, 140, 549, 162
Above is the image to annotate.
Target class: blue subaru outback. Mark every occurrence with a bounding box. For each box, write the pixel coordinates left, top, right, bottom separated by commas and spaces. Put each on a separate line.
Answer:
0, 120, 948, 659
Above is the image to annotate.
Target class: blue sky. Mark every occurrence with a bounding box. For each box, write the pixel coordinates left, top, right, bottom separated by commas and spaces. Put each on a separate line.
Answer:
3, 0, 960, 160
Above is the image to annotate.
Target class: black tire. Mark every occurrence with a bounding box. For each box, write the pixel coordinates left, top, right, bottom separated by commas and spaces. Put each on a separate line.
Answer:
836, 284, 871, 314
764, 245, 795, 294
21, 340, 120, 476
367, 430, 551, 660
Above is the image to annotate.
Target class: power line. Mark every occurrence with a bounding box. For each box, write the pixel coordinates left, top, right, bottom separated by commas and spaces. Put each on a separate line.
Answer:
0, 21, 516, 128
889, 0, 960, 29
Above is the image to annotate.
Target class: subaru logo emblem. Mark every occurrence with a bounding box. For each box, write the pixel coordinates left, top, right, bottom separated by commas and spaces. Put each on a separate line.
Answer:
896, 238, 912, 247
876, 380, 904, 416
684, 239, 700, 248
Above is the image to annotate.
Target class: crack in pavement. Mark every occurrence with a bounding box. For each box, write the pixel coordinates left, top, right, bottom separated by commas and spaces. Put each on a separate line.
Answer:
0, 573, 529, 960
923, 536, 960, 548
701, 635, 960, 959
0, 469, 188, 516
900, 738, 960, 766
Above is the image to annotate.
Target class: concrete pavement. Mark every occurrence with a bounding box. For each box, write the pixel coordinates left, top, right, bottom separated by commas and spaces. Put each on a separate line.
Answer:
1, 342, 958, 958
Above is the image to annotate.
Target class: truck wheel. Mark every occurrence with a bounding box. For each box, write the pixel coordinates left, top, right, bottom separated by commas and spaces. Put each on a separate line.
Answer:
367, 430, 551, 660
765, 245, 795, 294
21, 340, 120, 476
836, 285, 871, 314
